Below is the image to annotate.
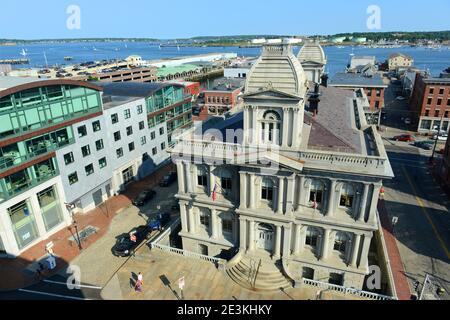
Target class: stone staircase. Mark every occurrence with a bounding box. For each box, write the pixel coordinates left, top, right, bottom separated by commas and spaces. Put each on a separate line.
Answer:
226, 256, 293, 292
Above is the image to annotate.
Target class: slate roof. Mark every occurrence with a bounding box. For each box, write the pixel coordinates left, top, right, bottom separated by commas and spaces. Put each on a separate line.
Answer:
329, 72, 387, 88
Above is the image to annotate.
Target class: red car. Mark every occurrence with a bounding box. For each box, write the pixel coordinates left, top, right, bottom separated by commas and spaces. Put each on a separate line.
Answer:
393, 134, 416, 142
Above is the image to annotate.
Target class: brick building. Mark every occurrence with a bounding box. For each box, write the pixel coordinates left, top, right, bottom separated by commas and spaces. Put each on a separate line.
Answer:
410, 73, 450, 134
203, 78, 244, 115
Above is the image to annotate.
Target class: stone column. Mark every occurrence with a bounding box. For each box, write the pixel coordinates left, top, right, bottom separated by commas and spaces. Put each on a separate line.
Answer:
244, 106, 250, 144
239, 172, 247, 209
211, 209, 218, 239
359, 233, 373, 268
327, 179, 337, 217
239, 218, 247, 250
248, 220, 255, 251
351, 234, 362, 267
321, 228, 331, 261
188, 205, 195, 234
176, 161, 185, 193
282, 108, 289, 148
368, 184, 382, 224
293, 224, 302, 255
209, 165, 215, 197
286, 175, 295, 214
297, 175, 306, 210
180, 203, 188, 232
274, 225, 282, 258
282, 226, 291, 258
186, 162, 194, 193
249, 174, 257, 209
292, 110, 300, 148
252, 106, 258, 144
358, 183, 370, 222
277, 177, 284, 214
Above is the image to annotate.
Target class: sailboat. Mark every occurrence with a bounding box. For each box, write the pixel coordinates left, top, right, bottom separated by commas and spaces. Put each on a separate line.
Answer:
177, 45, 180, 51
93, 46, 98, 51
159, 43, 162, 50
20, 48, 27, 56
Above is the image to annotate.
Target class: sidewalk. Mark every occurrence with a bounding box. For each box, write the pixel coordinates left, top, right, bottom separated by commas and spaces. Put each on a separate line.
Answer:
377, 199, 412, 300
0, 162, 174, 292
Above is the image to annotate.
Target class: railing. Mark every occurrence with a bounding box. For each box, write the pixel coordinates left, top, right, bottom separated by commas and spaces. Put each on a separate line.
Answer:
175, 139, 388, 171
302, 278, 396, 300
150, 243, 226, 266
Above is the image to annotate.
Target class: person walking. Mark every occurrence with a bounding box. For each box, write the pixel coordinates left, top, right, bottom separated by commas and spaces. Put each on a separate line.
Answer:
134, 272, 143, 292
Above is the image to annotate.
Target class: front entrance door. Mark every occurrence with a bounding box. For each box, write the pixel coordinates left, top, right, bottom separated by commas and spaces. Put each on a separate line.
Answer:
257, 224, 274, 252
92, 189, 103, 207
122, 167, 134, 185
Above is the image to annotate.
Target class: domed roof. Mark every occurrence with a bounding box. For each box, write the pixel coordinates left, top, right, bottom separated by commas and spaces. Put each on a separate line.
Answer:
245, 42, 307, 97
298, 40, 327, 65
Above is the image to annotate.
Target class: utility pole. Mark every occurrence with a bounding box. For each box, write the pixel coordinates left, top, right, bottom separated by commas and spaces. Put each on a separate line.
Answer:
65, 202, 82, 250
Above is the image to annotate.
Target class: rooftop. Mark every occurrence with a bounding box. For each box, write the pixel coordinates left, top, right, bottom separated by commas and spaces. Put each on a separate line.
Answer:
156, 64, 202, 77
102, 95, 143, 110
329, 72, 387, 88
98, 81, 184, 98
0, 76, 42, 91
298, 41, 327, 65
389, 53, 413, 60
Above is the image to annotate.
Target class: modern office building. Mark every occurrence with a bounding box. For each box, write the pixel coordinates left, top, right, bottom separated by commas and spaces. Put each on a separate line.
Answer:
297, 40, 327, 83
0, 77, 192, 257
410, 73, 450, 134
171, 42, 393, 291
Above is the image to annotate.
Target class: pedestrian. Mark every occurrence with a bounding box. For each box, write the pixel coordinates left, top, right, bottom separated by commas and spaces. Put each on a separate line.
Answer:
135, 279, 142, 292
35, 262, 45, 280
138, 272, 143, 284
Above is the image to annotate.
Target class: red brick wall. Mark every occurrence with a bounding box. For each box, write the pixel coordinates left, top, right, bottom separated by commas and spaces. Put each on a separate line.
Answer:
364, 88, 385, 110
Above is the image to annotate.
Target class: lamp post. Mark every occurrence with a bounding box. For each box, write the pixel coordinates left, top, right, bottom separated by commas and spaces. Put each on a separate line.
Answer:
65, 202, 82, 250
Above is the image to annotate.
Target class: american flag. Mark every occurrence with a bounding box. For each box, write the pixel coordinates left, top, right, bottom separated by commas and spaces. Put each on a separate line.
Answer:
212, 184, 217, 201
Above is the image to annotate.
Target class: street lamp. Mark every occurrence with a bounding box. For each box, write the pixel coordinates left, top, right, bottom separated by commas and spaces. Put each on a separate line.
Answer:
65, 202, 82, 250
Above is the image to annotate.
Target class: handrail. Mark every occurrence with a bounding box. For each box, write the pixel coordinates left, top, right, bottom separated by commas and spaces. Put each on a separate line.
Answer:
150, 242, 226, 265
302, 278, 396, 300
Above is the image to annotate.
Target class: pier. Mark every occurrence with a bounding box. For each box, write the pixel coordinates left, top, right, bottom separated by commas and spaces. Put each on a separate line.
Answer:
0, 58, 29, 65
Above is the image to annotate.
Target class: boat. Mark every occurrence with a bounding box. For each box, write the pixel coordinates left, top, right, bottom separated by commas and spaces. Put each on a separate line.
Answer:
20, 48, 27, 56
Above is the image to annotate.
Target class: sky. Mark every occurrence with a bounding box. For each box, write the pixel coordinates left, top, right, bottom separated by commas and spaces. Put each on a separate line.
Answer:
0, 0, 449, 39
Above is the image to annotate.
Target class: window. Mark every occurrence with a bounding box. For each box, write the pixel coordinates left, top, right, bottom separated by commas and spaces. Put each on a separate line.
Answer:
435, 110, 440, 117
92, 120, 101, 132
95, 139, 104, 151
376, 90, 381, 97
81, 145, 91, 157
98, 157, 107, 168
64, 152, 74, 165
161, 142, 166, 150
427, 98, 433, 105
222, 218, 233, 234
124, 109, 131, 119
425, 110, 430, 117
77, 125, 87, 138
68, 172, 78, 185
126, 126, 133, 136
309, 180, 324, 207
114, 131, 121, 141
445, 111, 449, 118
305, 227, 319, 247
150, 131, 156, 140
152, 147, 157, 155
116, 148, 123, 158
140, 136, 147, 145
261, 111, 281, 144
137, 105, 143, 114
334, 232, 349, 253
420, 120, 432, 130
261, 178, 274, 201
85, 164, 94, 176
339, 184, 355, 208
111, 113, 119, 124
439, 88, 444, 95
429, 87, 434, 95
438, 99, 443, 106
200, 211, 210, 228
128, 142, 135, 152
447, 99, 450, 106
159, 127, 165, 135
139, 121, 145, 130
197, 166, 208, 186
220, 170, 232, 192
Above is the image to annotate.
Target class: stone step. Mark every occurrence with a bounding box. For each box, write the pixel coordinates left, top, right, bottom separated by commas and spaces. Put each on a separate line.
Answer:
239, 258, 282, 275
234, 263, 286, 281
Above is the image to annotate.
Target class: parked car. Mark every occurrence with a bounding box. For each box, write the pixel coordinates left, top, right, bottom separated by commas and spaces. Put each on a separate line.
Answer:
132, 189, 156, 206
393, 134, 416, 142
147, 212, 171, 231
111, 225, 151, 257
159, 171, 177, 187
414, 140, 433, 150
433, 133, 448, 141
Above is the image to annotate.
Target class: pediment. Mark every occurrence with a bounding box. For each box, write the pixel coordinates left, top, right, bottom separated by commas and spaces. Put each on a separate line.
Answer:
243, 88, 302, 101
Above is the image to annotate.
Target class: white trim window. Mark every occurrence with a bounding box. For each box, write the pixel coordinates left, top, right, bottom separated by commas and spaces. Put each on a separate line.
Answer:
339, 183, 355, 210
261, 177, 274, 201
261, 110, 281, 145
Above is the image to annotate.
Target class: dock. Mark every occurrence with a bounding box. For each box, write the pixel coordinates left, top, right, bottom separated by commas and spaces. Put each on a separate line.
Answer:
0, 59, 29, 65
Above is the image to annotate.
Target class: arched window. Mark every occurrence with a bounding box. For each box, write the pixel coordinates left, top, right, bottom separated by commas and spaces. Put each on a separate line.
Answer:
333, 232, 350, 253
261, 110, 281, 145
197, 166, 208, 187
219, 169, 232, 192
305, 227, 320, 248
261, 177, 274, 201
339, 183, 355, 209
309, 180, 325, 208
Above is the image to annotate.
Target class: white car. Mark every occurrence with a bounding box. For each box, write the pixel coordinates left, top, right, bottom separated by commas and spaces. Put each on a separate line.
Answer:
433, 134, 448, 141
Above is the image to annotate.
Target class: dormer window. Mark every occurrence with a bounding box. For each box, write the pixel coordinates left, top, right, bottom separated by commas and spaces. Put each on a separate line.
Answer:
261, 111, 281, 145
